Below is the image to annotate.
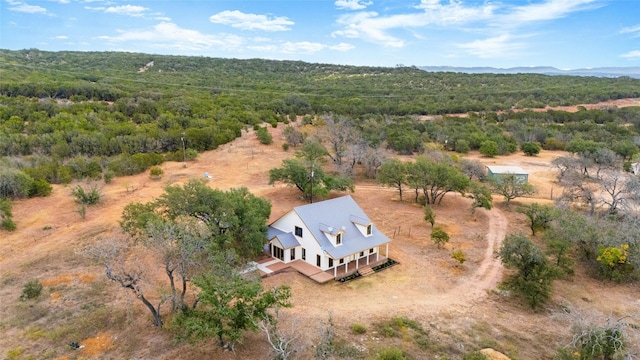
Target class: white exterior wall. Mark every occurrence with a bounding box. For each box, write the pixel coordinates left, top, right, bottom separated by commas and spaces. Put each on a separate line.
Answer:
270, 211, 328, 270
270, 211, 385, 272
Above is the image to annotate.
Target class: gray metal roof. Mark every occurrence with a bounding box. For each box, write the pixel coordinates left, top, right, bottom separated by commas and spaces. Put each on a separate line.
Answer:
275, 233, 300, 249
293, 195, 391, 259
486, 165, 528, 175
267, 226, 301, 249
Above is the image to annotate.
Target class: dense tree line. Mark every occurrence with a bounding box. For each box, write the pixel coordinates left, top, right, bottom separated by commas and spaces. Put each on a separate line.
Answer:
1, 50, 639, 187
3, 49, 640, 117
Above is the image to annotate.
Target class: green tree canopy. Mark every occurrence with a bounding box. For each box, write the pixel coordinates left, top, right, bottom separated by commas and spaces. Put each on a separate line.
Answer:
174, 251, 291, 351
499, 233, 556, 308
521, 142, 541, 156
121, 179, 271, 261
479, 140, 499, 158
490, 174, 536, 204
407, 157, 470, 205
269, 140, 354, 201
377, 159, 407, 201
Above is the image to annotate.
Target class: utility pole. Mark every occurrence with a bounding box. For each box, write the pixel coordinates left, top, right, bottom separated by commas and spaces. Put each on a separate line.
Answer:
310, 164, 314, 204
181, 132, 186, 168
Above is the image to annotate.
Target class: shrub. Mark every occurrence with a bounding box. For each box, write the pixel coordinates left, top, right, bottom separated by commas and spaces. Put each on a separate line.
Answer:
166, 148, 199, 163
521, 142, 541, 156
149, 166, 163, 179
455, 139, 471, 154
20, 279, 43, 300
543, 137, 566, 150
463, 351, 488, 360
452, 249, 466, 265
103, 170, 115, 184
479, 140, 499, 157
23, 160, 73, 184
29, 179, 53, 197
0, 168, 34, 198
351, 323, 367, 334
256, 126, 273, 145
6, 347, 24, 360
597, 244, 634, 282
1, 198, 17, 231
131, 152, 163, 169
71, 184, 101, 205
66, 155, 103, 180
377, 347, 405, 360
431, 226, 450, 249
1, 217, 17, 231
108, 152, 164, 176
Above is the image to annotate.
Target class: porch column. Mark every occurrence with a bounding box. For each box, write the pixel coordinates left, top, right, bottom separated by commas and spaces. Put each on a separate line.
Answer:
334, 265, 337, 278
366, 254, 370, 265
356, 257, 359, 269
345, 260, 348, 273
386, 243, 389, 257
376, 249, 379, 262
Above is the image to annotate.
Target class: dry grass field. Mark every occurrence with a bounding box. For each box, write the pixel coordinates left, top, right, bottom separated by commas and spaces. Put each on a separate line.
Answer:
1, 101, 639, 359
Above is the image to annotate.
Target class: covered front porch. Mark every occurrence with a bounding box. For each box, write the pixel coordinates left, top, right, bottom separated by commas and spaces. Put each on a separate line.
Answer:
326, 252, 388, 279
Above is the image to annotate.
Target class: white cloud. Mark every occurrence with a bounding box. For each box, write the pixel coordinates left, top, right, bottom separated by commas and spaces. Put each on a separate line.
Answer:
620, 24, 640, 36
620, 50, 640, 59
97, 22, 244, 51
249, 40, 353, 55
330, 42, 355, 51
53, 35, 68, 39
209, 10, 293, 32
332, 2, 495, 47
335, 0, 372, 11
6, 0, 47, 13
104, 5, 148, 17
501, 0, 601, 25
281, 41, 326, 54
248, 44, 279, 52
456, 34, 527, 59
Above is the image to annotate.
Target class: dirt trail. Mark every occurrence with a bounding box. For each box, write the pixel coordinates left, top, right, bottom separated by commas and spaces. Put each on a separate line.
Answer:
443, 206, 506, 306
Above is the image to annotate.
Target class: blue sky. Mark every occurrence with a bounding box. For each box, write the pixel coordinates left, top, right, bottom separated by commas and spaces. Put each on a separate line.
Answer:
1, 0, 639, 69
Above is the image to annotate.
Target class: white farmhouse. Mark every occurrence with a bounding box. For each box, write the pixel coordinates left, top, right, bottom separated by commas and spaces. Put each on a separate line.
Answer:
266, 196, 391, 280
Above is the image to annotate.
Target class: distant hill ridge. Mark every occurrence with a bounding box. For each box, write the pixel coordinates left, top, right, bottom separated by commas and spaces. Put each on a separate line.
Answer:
419, 66, 640, 79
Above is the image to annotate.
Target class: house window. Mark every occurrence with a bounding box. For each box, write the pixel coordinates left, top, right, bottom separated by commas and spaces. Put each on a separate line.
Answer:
339, 258, 344, 264
359, 251, 364, 257
273, 246, 284, 261
369, 248, 374, 254
328, 258, 334, 267
336, 233, 342, 245
316, 255, 321, 267
302, 248, 306, 260
366, 224, 372, 236
294, 226, 303, 237
290, 248, 296, 261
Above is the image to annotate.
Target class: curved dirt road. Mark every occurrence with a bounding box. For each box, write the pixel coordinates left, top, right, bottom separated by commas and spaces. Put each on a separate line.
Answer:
440, 206, 507, 307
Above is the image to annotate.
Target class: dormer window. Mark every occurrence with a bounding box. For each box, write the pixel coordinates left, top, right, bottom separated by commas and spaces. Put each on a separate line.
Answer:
295, 226, 303, 237
336, 233, 342, 245
350, 215, 372, 237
